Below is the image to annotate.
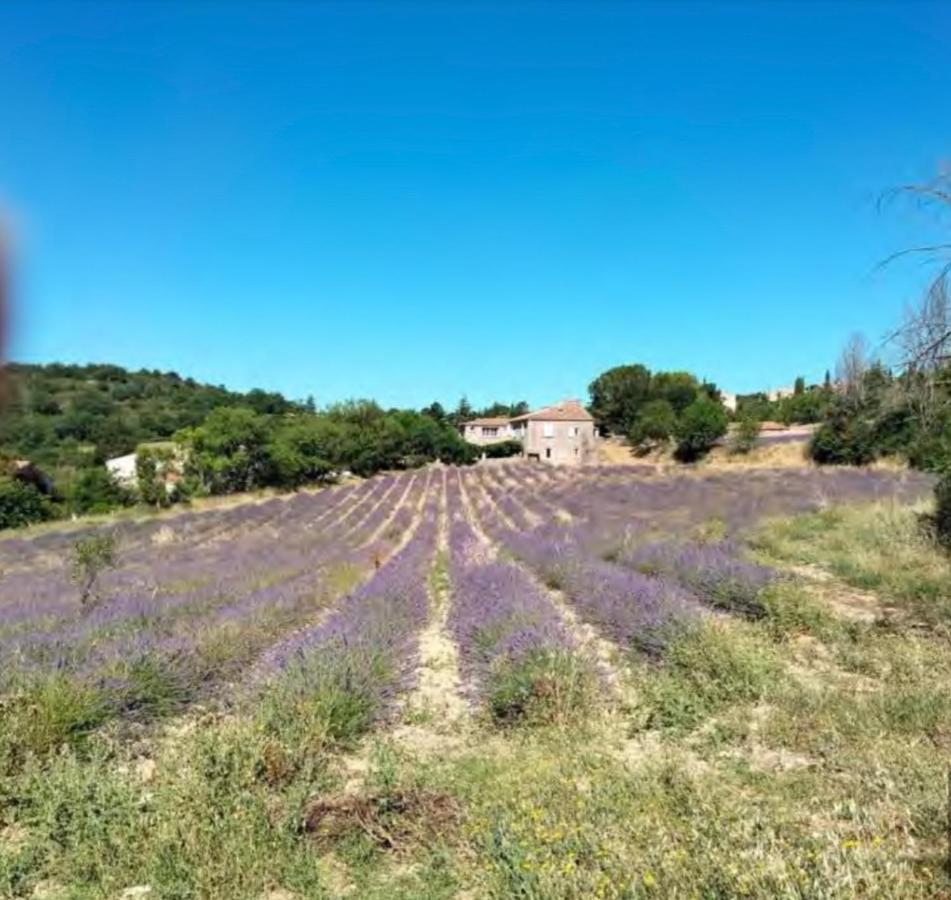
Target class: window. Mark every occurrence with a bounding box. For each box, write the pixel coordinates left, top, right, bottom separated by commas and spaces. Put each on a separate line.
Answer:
545, 448, 551, 459
571, 426, 580, 437
542, 422, 555, 438
482, 426, 498, 437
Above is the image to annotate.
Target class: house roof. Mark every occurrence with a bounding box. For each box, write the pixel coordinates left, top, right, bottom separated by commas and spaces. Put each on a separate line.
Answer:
464, 417, 512, 427
510, 399, 594, 423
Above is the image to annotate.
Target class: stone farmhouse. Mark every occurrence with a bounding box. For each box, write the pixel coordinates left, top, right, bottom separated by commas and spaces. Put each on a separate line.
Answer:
462, 399, 598, 465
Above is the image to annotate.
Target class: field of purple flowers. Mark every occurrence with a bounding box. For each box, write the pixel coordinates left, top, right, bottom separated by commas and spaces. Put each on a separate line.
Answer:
0, 462, 931, 730
0, 461, 942, 897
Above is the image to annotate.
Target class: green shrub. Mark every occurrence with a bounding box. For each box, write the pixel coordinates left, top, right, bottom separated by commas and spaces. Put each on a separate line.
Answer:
674, 398, 728, 462
729, 414, 760, 455
810, 416, 877, 465
0, 677, 109, 770
638, 621, 780, 732
628, 399, 676, 453
486, 650, 596, 727
68, 466, 134, 514
69, 531, 118, 607
935, 472, 951, 547
481, 439, 524, 459
0, 477, 51, 530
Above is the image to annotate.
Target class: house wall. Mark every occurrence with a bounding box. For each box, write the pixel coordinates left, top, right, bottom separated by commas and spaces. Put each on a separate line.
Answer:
523, 419, 597, 465
463, 423, 515, 446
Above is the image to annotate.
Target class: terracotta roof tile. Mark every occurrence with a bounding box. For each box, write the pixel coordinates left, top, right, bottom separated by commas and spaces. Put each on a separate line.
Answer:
463, 417, 512, 427
510, 400, 594, 423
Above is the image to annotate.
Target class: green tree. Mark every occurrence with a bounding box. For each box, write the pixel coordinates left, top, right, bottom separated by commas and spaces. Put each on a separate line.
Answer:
136, 447, 176, 507
628, 399, 677, 453
0, 478, 51, 530
588, 364, 652, 435
69, 532, 118, 608
69, 467, 133, 515
652, 371, 700, 415
674, 397, 728, 462
178, 407, 273, 495
729, 414, 760, 455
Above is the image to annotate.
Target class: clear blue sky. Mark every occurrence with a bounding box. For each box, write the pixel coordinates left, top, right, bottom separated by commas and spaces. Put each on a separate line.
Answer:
1, 2, 948, 409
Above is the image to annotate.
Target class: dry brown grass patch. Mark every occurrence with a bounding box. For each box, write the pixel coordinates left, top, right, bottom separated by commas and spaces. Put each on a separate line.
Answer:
302, 787, 463, 852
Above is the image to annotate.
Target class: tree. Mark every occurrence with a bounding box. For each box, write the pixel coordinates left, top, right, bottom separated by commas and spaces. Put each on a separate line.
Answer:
136, 447, 176, 507
0, 478, 51, 530
729, 414, 760, 455
588, 364, 652, 435
69, 467, 133, 514
628, 399, 676, 453
177, 406, 273, 495
794, 376, 805, 396
652, 371, 700, 415
674, 397, 728, 462
69, 531, 118, 608
421, 401, 447, 423
883, 171, 951, 370
836, 333, 869, 401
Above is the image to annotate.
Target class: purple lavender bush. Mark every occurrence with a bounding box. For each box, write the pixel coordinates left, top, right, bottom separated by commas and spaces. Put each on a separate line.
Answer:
620, 541, 777, 619
446, 511, 595, 725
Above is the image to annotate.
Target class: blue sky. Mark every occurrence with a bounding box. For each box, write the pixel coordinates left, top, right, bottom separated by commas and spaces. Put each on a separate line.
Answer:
1, 2, 949, 409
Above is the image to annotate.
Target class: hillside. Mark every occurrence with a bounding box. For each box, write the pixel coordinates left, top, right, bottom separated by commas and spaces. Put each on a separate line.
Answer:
0, 362, 300, 472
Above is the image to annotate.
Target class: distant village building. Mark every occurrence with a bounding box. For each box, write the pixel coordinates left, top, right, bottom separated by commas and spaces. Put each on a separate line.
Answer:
105, 452, 138, 488
720, 391, 738, 413
462, 399, 598, 465
461, 417, 517, 446
766, 385, 796, 402
106, 442, 184, 492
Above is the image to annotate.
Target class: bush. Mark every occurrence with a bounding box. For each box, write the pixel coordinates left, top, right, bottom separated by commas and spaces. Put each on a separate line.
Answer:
729, 415, 760, 455
629, 399, 676, 452
0, 477, 52, 530
70, 531, 119, 607
481, 439, 524, 459
935, 472, 951, 547
810, 417, 877, 465
674, 398, 728, 462
486, 650, 595, 727
69, 466, 134, 514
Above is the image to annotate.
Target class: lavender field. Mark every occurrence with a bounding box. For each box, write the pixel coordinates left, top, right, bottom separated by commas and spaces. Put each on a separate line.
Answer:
2, 462, 947, 898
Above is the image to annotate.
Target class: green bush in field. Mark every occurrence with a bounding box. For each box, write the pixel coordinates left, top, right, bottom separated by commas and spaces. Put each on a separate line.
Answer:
481, 439, 524, 459
729, 414, 760, 455
0, 477, 51, 529
628, 399, 677, 453
674, 397, 728, 462
934, 471, 951, 547
69, 531, 118, 608
487, 650, 596, 727
68, 465, 134, 514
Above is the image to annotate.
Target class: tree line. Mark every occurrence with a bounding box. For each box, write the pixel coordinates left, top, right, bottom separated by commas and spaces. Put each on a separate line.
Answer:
0, 365, 510, 529
805, 168, 951, 542
586, 364, 730, 461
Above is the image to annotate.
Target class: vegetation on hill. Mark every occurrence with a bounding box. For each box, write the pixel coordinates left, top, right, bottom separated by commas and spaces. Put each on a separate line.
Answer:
0, 364, 481, 529
0, 362, 298, 470
735, 375, 833, 425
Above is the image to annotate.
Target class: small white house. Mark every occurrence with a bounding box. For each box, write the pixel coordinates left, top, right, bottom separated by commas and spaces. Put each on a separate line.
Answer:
105, 452, 138, 488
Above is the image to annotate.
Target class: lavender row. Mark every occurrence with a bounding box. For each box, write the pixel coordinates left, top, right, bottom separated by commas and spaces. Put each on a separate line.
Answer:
252, 477, 442, 724
618, 540, 776, 618
1, 473, 430, 693
445, 484, 578, 709
0, 473, 413, 642
460, 470, 701, 657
